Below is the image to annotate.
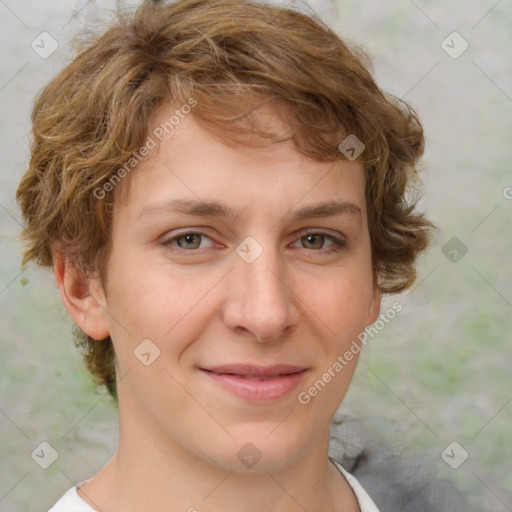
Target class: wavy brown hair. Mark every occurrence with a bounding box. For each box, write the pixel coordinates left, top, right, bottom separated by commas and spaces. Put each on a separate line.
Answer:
16, 0, 433, 401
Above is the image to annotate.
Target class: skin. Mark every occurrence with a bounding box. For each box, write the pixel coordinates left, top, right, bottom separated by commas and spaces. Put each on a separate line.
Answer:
54, 102, 381, 512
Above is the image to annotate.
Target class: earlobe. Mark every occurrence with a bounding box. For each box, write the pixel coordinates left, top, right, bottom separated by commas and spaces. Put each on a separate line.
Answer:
53, 252, 110, 340
366, 288, 381, 326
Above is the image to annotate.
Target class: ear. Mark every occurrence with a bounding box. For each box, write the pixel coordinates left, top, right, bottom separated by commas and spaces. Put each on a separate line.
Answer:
365, 286, 381, 326
53, 252, 110, 340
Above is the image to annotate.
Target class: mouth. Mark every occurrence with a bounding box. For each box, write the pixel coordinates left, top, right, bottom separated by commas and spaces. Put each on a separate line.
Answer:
199, 364, 308, 402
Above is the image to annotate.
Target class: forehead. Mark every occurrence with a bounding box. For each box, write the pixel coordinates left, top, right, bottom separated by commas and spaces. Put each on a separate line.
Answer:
115, 102, 367, 221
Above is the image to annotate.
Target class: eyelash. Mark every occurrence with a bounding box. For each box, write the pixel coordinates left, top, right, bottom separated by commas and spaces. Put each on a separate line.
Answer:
161, 229, 347, 255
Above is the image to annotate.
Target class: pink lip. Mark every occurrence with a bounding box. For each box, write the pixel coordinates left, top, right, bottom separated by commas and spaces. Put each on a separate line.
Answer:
200, 364, 308, 402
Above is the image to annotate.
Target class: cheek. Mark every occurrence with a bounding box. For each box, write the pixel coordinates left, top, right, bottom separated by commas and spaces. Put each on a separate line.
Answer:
105, 258, 219, 354
300, 266, 374, 340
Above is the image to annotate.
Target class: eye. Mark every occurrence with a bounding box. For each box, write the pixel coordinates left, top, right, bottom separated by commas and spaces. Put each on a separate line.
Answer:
293, 231, 347, 254
160, 229, 347, 255
162, 230, 214, 251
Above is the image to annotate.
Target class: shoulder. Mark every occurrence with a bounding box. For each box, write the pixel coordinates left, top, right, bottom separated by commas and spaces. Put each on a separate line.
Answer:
46, 484, 96, 512
331, 458, 381, 512
330, 415, 475, 512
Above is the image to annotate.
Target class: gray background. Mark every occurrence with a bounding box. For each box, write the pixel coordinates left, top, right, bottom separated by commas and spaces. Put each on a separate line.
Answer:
0, 0, 511, 510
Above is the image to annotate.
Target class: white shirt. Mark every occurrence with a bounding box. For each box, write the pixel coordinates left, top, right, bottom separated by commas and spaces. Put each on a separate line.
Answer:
46, 460, 380, 511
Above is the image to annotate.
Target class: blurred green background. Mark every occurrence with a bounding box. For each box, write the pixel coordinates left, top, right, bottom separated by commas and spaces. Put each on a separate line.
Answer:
0, 1, 511, 511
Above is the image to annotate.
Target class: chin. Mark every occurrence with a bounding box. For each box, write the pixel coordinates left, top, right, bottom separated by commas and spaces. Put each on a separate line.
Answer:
197, 422, 314, 473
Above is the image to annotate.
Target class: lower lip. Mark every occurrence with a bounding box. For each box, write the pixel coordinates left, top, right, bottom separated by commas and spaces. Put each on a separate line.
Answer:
201, 370, 308, 402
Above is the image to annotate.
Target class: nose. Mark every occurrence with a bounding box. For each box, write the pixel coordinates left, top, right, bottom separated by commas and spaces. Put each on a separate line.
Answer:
222, 239, 300, 343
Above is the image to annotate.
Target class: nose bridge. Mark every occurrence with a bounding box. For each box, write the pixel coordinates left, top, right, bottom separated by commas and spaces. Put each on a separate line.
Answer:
225, 234, 298, 342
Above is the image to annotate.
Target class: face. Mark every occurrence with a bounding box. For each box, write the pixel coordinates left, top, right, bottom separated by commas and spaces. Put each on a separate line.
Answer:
92, 103, 380, 471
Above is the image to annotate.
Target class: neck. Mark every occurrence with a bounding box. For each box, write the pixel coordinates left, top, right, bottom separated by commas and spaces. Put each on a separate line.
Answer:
76, 396, 359, 512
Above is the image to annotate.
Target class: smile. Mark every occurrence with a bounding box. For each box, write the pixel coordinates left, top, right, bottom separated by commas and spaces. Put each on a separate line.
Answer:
199, 364, 309, 402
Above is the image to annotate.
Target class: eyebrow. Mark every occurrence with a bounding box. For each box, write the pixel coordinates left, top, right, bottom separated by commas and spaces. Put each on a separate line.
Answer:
137, 198, 362, 222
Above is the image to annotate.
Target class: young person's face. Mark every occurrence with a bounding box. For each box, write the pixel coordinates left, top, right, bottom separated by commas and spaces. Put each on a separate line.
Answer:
92, 103, 380, 471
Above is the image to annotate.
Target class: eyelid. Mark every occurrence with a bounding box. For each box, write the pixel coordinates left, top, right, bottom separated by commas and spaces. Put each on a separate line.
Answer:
298, 227, 347, 242
161, 228, 215, 245
291, 229, 347, 252
160, 227, 347, 252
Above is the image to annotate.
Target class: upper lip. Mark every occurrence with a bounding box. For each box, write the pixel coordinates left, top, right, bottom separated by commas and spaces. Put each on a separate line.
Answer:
200, 364, 307, 377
